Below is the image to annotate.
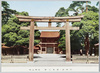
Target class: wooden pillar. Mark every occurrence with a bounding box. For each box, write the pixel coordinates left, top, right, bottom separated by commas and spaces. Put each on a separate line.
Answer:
41, 47, 42, 54
45, 47, 46, 54
45, 44, 47, 54
29, 19, 34, 61
53, 47, 55, 54
48, 22, 51, 27
40, 45, 42, 54
65, 20, 71, 61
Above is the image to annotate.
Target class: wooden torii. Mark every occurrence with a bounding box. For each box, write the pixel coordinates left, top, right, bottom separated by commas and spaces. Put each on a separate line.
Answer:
16, 15, 84, 61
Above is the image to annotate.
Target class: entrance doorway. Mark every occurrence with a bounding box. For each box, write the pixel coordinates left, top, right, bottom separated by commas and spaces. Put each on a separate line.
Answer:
47, 47, 53, 53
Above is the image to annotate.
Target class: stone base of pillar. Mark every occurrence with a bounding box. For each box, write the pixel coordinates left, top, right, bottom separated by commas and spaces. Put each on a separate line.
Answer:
53, 52, 55, 54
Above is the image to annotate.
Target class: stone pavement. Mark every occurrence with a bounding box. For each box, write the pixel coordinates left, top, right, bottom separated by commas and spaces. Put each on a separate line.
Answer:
1, 54, 99, 72
1, 54, 99, 63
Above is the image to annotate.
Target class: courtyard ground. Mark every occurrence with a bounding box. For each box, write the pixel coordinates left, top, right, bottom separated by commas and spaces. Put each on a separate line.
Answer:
1, 54, 99, 72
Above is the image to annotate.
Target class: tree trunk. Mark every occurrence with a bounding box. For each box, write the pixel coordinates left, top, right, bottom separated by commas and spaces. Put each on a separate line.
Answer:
86, 1, 88, 12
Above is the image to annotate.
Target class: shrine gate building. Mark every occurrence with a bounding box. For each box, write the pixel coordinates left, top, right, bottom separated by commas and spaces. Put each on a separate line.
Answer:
39, 31, 60, 54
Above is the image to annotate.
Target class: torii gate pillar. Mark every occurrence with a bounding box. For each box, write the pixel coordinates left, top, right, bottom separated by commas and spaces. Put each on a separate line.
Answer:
65, 19, 71, 61
29, 19, 34, 61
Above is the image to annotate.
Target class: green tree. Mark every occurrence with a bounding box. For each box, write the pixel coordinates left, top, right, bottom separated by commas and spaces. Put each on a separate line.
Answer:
55, 2, 99, 53
2, 12, 29, 46
2, 1, 17, 25
2, 13, 40, 46
55, 7, 69, 50
71, 11, 99, 52
68, 1, 91, 15
96, 1, 99, 6
86, 5, 99, 12
58, 31, 65, 50
55, 7, 69, 27
55, 7, 69, 17
2, 1, 40, 47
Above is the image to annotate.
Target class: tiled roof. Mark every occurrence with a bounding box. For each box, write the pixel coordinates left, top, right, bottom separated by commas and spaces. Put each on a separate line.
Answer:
34, 46, 39, 49
40, 31, 60, 38
2, 45, 10, 48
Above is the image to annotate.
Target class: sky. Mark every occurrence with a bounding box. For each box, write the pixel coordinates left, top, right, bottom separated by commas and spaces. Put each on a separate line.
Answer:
7, 1, 99, 32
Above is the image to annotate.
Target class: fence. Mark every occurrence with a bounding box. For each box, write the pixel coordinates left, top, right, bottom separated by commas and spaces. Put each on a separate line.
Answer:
1, 55, 99, 63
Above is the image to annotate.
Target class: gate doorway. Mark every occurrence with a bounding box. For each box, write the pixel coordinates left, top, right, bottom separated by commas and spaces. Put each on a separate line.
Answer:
47, 47, 53, 53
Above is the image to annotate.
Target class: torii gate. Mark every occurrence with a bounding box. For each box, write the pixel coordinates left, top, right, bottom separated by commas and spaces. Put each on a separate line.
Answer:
16, 15, 84, 61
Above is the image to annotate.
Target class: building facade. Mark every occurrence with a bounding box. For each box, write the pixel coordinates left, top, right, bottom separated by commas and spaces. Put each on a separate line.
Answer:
39, 31, 60, 54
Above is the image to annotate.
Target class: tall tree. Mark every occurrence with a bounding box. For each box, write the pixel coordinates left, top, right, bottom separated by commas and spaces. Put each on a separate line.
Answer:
96, 1, 99, 6
85, 5, 99, 12
55, 7, 69, 27
2, 12, 40, 46
2, 1, 40, 47
71, 11, 99, 53
55, 7, 69, 50
2, 1, 17, 25
69, 1, 91, 16
55, 1, 99, 53
55, 7, 69, 17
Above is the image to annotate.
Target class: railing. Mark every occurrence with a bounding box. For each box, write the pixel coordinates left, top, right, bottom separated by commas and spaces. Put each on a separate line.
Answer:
72, 55, 99, 63
1, 55, 28, 63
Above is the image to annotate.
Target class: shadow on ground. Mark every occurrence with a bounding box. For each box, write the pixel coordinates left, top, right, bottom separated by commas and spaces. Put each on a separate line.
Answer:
60, 56, 73, 61
27, 56, 41, 58
60, 56, 73, 58
60, 56, 66, 58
